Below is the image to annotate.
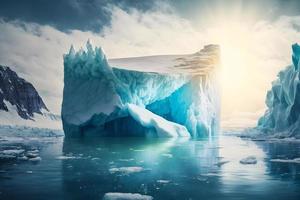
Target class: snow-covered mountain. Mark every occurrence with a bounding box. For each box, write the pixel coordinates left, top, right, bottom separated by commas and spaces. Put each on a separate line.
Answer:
0, 65, 61, 129
62, 41, 220, 138
257, 43, 300, 138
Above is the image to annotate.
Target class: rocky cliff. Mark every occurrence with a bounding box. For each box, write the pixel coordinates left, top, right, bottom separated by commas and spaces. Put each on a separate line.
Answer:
0, 65, 48, 120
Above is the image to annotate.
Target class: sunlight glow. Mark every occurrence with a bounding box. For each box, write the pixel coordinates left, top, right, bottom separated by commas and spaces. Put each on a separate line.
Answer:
203, 20, 268, 127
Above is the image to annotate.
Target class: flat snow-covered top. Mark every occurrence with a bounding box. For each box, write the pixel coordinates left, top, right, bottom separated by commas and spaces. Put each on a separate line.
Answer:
109, 45, 219, 75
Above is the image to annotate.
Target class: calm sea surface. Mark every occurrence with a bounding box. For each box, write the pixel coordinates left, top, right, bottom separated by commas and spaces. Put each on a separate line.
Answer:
0, 134, 300, 200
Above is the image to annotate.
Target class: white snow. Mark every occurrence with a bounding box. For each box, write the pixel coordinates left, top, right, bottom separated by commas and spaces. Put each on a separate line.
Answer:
0, 125, 64, 138
109, 44, 219, 75
240, 156, 257, 164
109, 54, 184, 73
103, 192, 153, 200
0, 100, 62, 129
127, 104, 190, 138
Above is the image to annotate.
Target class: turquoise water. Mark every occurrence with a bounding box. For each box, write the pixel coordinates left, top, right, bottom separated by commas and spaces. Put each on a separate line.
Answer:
0, 135, 300, 200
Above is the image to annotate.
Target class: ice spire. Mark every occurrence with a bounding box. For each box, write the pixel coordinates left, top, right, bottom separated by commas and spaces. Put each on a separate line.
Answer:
86, 39, 94, 55
292, 43, 300, 70
68, 45, 75, 57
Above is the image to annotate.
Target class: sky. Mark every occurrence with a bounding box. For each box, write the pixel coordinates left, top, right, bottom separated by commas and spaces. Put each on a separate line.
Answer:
0, 0, 300, 128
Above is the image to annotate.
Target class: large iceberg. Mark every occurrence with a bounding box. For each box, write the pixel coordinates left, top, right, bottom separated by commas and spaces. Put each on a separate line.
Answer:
62, 41, 220, 138
257, 43, 300, 138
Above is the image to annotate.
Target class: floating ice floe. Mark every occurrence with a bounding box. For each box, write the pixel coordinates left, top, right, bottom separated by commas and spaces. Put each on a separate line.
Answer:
118, 158, 134, 162
132, 149, 144, 152
56, 156, 77, 160
109, 166, 144, 174
157, 180, 170, 184
26, 152, 39, 158
28, 149, 39, 154
103, 192, 153, 200
215, 160, 230, 167
202, 172, 221, 177
29, 157, 41, 162
2, 149, 25, 155
18, 156, 28, 161
240, 156, 257, 164
162, 153, 173, 158
270, 158, 300, 164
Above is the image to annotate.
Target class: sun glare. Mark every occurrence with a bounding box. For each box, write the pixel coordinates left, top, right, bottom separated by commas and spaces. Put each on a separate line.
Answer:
204, 20, 265, 125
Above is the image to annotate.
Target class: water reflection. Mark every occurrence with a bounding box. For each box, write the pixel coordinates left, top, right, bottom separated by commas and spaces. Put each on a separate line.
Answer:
60, 136, 300, 199
254, 140, 300, 181
61, 137, 222, 199
1, 135, 300, 199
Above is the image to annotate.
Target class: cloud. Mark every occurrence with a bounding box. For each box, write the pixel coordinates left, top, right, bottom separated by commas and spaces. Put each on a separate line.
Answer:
0, 5, 299, 128
0, 6, 204, 114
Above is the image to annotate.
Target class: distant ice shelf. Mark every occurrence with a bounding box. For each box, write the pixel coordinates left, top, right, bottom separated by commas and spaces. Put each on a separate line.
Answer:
61, 41, 220, 138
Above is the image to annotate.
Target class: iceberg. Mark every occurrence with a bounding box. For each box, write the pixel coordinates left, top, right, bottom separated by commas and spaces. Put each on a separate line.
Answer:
257, 43, 300, 138
62, 41, 220, 138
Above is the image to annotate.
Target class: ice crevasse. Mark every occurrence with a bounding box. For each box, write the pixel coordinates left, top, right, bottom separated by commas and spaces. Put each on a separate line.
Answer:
258, 43, 300, 138
61, 41, 221, 138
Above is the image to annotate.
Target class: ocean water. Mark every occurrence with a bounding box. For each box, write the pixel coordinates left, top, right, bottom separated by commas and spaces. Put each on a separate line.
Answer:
0, 134, 300, 200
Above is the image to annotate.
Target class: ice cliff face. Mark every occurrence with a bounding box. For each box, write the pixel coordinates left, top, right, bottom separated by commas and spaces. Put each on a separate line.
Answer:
62, 41, 220, 138
258, 44, 300, 137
